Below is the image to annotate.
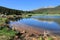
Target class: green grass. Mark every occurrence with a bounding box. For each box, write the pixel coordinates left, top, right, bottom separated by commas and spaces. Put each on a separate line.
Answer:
26, 14, 60, 17
47, 37, 53, 40
0, 27, 16, 36
0, 18, 7, 24
0, 27, 17, 40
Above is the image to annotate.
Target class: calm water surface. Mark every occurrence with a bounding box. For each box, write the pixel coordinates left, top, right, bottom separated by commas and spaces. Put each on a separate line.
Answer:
10, 16, 60, 34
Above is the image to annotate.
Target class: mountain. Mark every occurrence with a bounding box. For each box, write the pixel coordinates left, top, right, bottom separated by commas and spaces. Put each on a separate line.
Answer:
33, 6, 60, 14
0, 6, 24, 15
0, 6, 60, 15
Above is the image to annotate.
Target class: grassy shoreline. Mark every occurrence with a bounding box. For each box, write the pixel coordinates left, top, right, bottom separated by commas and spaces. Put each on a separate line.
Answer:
26, 14, 60, 16
0, 14, 60, 40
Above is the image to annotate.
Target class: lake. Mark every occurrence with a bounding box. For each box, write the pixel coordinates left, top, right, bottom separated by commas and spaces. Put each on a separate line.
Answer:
9, 16, 60, 35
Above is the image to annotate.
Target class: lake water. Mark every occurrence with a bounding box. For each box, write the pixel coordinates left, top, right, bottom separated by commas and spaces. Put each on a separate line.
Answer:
9, 16, 60, 34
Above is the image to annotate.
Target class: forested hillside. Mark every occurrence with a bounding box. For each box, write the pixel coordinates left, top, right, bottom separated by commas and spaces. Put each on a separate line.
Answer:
0, 6, 25, 15
0, 6, 60, 15
33, 6, 60, 14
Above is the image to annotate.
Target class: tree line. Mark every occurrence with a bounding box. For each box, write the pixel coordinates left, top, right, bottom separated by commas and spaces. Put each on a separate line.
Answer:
0, 6, 30, 15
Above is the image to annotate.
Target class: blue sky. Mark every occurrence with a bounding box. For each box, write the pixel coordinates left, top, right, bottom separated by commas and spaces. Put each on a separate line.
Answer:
0, 0, 60, 11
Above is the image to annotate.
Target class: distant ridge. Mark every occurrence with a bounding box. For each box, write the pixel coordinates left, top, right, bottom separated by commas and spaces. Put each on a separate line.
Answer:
0, 5, 60, 15
33, 5, 60, 14
0, 6, 25, 15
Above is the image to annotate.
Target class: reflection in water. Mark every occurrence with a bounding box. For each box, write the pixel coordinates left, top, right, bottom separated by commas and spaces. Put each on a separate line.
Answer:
9, 16, 60, 35
31, 16, 60, 19
19, 18, 60, 30
43, 21, 54, 24
31, 16, 60, 25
